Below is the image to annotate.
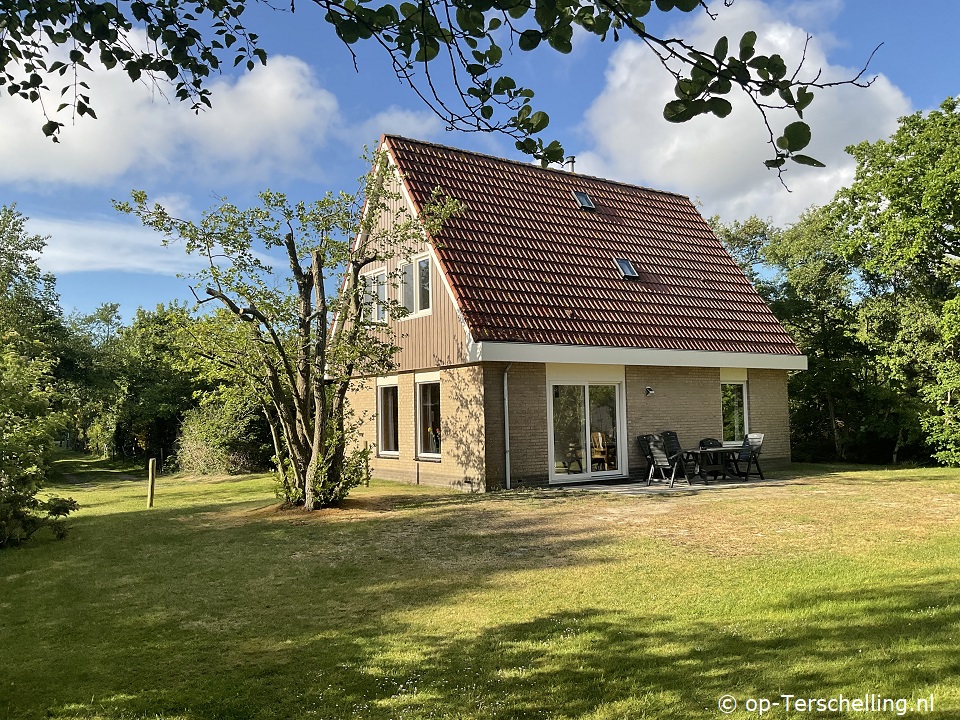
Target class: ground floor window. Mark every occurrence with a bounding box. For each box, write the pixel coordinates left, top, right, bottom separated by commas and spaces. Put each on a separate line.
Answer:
551, 382, 621, 478
721, 382, 748, 442
378, 385, 399, 455
417, 382, 441, 457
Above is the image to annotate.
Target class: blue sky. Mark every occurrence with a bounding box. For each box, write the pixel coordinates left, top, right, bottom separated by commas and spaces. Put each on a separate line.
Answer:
2, 0, 958, 320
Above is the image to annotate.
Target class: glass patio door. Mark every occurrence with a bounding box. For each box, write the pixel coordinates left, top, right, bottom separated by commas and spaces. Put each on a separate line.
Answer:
551, 383, 620, 479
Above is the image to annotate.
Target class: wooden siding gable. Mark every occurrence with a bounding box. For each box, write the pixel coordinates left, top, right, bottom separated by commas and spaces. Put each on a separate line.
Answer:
362, 150, 471, 372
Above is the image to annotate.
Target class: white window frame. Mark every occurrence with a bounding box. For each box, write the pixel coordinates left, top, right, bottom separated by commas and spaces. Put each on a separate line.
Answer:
376, 380, 399, 457
720, 376, 750, 443
545, 364, 628, 484
415, 380, 442, 460
400, 253, 432, 319
361, 270, 388, 324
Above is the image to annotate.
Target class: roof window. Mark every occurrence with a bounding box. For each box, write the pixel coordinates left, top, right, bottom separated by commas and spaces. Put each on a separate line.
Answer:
615, 258, 639, 278
572, 190, 596, 210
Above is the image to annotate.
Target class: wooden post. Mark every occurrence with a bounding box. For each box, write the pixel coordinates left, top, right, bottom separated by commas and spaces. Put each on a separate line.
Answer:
147, 458, 156, 508
364, 441, 370, 487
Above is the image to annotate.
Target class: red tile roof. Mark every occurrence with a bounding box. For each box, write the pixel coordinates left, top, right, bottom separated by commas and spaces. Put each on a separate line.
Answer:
384, 135, 802, 356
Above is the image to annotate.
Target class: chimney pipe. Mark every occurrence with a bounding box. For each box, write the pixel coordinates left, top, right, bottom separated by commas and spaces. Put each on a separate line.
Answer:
565, 155, 576, 173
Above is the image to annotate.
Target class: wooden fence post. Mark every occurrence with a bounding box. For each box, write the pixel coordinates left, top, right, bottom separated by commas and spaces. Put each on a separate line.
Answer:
147, 458, 156, 508
364, 441, 370, 487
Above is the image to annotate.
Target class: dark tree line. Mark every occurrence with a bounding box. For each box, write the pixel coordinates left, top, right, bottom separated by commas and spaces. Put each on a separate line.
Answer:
712, 97, 960, 465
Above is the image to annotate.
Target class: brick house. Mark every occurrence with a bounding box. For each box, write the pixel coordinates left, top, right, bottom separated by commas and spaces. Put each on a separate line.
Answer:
347, 135, 806, 491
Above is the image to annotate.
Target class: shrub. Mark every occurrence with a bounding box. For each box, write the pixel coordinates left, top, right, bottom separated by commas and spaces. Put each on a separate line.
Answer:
0, 334, 77, 547
173, 395, 271, 475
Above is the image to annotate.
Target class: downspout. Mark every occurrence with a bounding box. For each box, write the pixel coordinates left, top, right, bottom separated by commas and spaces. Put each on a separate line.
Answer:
503, 364, 513, 490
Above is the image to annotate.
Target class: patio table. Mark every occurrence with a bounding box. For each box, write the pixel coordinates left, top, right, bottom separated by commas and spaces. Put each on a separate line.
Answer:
684, 446, 741, 481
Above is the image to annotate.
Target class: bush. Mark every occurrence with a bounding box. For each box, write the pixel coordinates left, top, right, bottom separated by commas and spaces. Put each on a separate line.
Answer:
173, 396, 271, 475
0, 334, 77, 547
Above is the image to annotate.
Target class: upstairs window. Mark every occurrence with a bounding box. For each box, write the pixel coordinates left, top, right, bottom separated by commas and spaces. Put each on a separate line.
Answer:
362, 271, 387, 323
401, 255, 431, 316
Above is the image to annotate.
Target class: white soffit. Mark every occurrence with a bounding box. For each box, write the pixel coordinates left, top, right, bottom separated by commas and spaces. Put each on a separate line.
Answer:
720, 368, 748, 382
469, 342, 808, 371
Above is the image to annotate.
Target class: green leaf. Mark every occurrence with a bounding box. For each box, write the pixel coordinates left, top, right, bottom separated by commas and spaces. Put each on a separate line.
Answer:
764, 157, 786, 169
480, 105, 493, 120
507, 1, 528, 19
547, 32, 573, 54
708, 97, 732, 118
791, 154, 826, 167
796, 86, 814, 112
739, 30, 757, 61
713, 36, 728, 61
528, 110, 549, 133
663, 99, 693, 123
518, 30, 541, 51
780, 121, 812, 152
534, 0, 558, 29
41, 120, 61, 136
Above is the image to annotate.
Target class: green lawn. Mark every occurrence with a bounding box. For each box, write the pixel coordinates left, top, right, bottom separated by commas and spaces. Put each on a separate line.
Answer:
2, 454, 959, 719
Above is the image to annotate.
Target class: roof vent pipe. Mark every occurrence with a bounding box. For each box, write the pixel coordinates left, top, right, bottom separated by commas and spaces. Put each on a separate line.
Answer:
565, 155, 576, 173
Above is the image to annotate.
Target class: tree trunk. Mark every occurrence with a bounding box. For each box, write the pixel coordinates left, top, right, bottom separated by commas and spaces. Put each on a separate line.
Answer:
892, 427, 903, 465
825, 390, 843, 460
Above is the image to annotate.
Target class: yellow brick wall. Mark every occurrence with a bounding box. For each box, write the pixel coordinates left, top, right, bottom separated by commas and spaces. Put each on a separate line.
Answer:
347, 365, 488, 491
481, 362, 549, 488
625, 365, 791, 470
746, 369, 792, 461
347, 361, 794, 491
625, 366, 723, 476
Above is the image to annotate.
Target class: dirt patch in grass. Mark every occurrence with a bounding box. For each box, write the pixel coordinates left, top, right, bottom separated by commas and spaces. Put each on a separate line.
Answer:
198, 471, 960, 566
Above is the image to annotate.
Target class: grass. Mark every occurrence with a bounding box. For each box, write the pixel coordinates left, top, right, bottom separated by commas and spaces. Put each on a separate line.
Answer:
2, 454, 960, 719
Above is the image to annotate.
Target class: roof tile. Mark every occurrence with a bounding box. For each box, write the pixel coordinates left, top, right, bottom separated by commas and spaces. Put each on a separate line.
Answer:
385, 135, 801, 357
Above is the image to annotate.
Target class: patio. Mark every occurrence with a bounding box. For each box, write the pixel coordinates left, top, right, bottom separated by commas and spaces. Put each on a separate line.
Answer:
553, 470, 799, 496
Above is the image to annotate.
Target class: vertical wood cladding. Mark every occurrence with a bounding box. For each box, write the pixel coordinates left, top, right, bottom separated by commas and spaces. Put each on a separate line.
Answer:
361, 165, 469, 372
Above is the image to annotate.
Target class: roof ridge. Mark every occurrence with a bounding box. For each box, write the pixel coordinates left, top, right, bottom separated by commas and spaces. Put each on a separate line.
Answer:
381, 134, 694, 202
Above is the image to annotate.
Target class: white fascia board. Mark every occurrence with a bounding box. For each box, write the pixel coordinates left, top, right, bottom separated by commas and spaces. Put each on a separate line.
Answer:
468, 341, 808, 370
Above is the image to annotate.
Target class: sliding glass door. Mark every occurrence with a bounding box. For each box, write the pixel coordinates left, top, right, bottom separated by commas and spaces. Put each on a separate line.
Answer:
550, 382, 621, 480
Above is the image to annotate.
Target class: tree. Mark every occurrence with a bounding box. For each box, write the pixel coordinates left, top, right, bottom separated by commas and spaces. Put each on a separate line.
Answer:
116, 155, 460, 507
173, 388, 273, 475
837, 97, 960, 296
833, 97, 960, 464
6, 0, 874, 169
0, 333, 78, 547
0, 206, 77, 546
711, 207, 926, 464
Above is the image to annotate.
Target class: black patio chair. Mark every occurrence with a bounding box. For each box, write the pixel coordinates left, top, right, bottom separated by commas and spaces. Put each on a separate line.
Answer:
660, 430, 700, 485
730, 433, 765, 481
638, 434, 670, 485
698, 437, 726, 481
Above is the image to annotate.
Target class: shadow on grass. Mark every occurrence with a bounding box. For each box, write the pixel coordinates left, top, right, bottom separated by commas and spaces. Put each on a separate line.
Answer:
29, 577, 960, 719
3, 487, 616, 719
7, 465, 960, 719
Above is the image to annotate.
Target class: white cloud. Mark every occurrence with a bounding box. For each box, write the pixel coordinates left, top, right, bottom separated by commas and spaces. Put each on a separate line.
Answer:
29, 216, 206, 276
575, 0, 911, 225
337, 106, 445, 149
0, 48, 339, 187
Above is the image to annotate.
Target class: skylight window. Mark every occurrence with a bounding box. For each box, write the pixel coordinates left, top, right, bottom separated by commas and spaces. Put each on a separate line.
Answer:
615, 258, 639, 278
572, 190, 596, 210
